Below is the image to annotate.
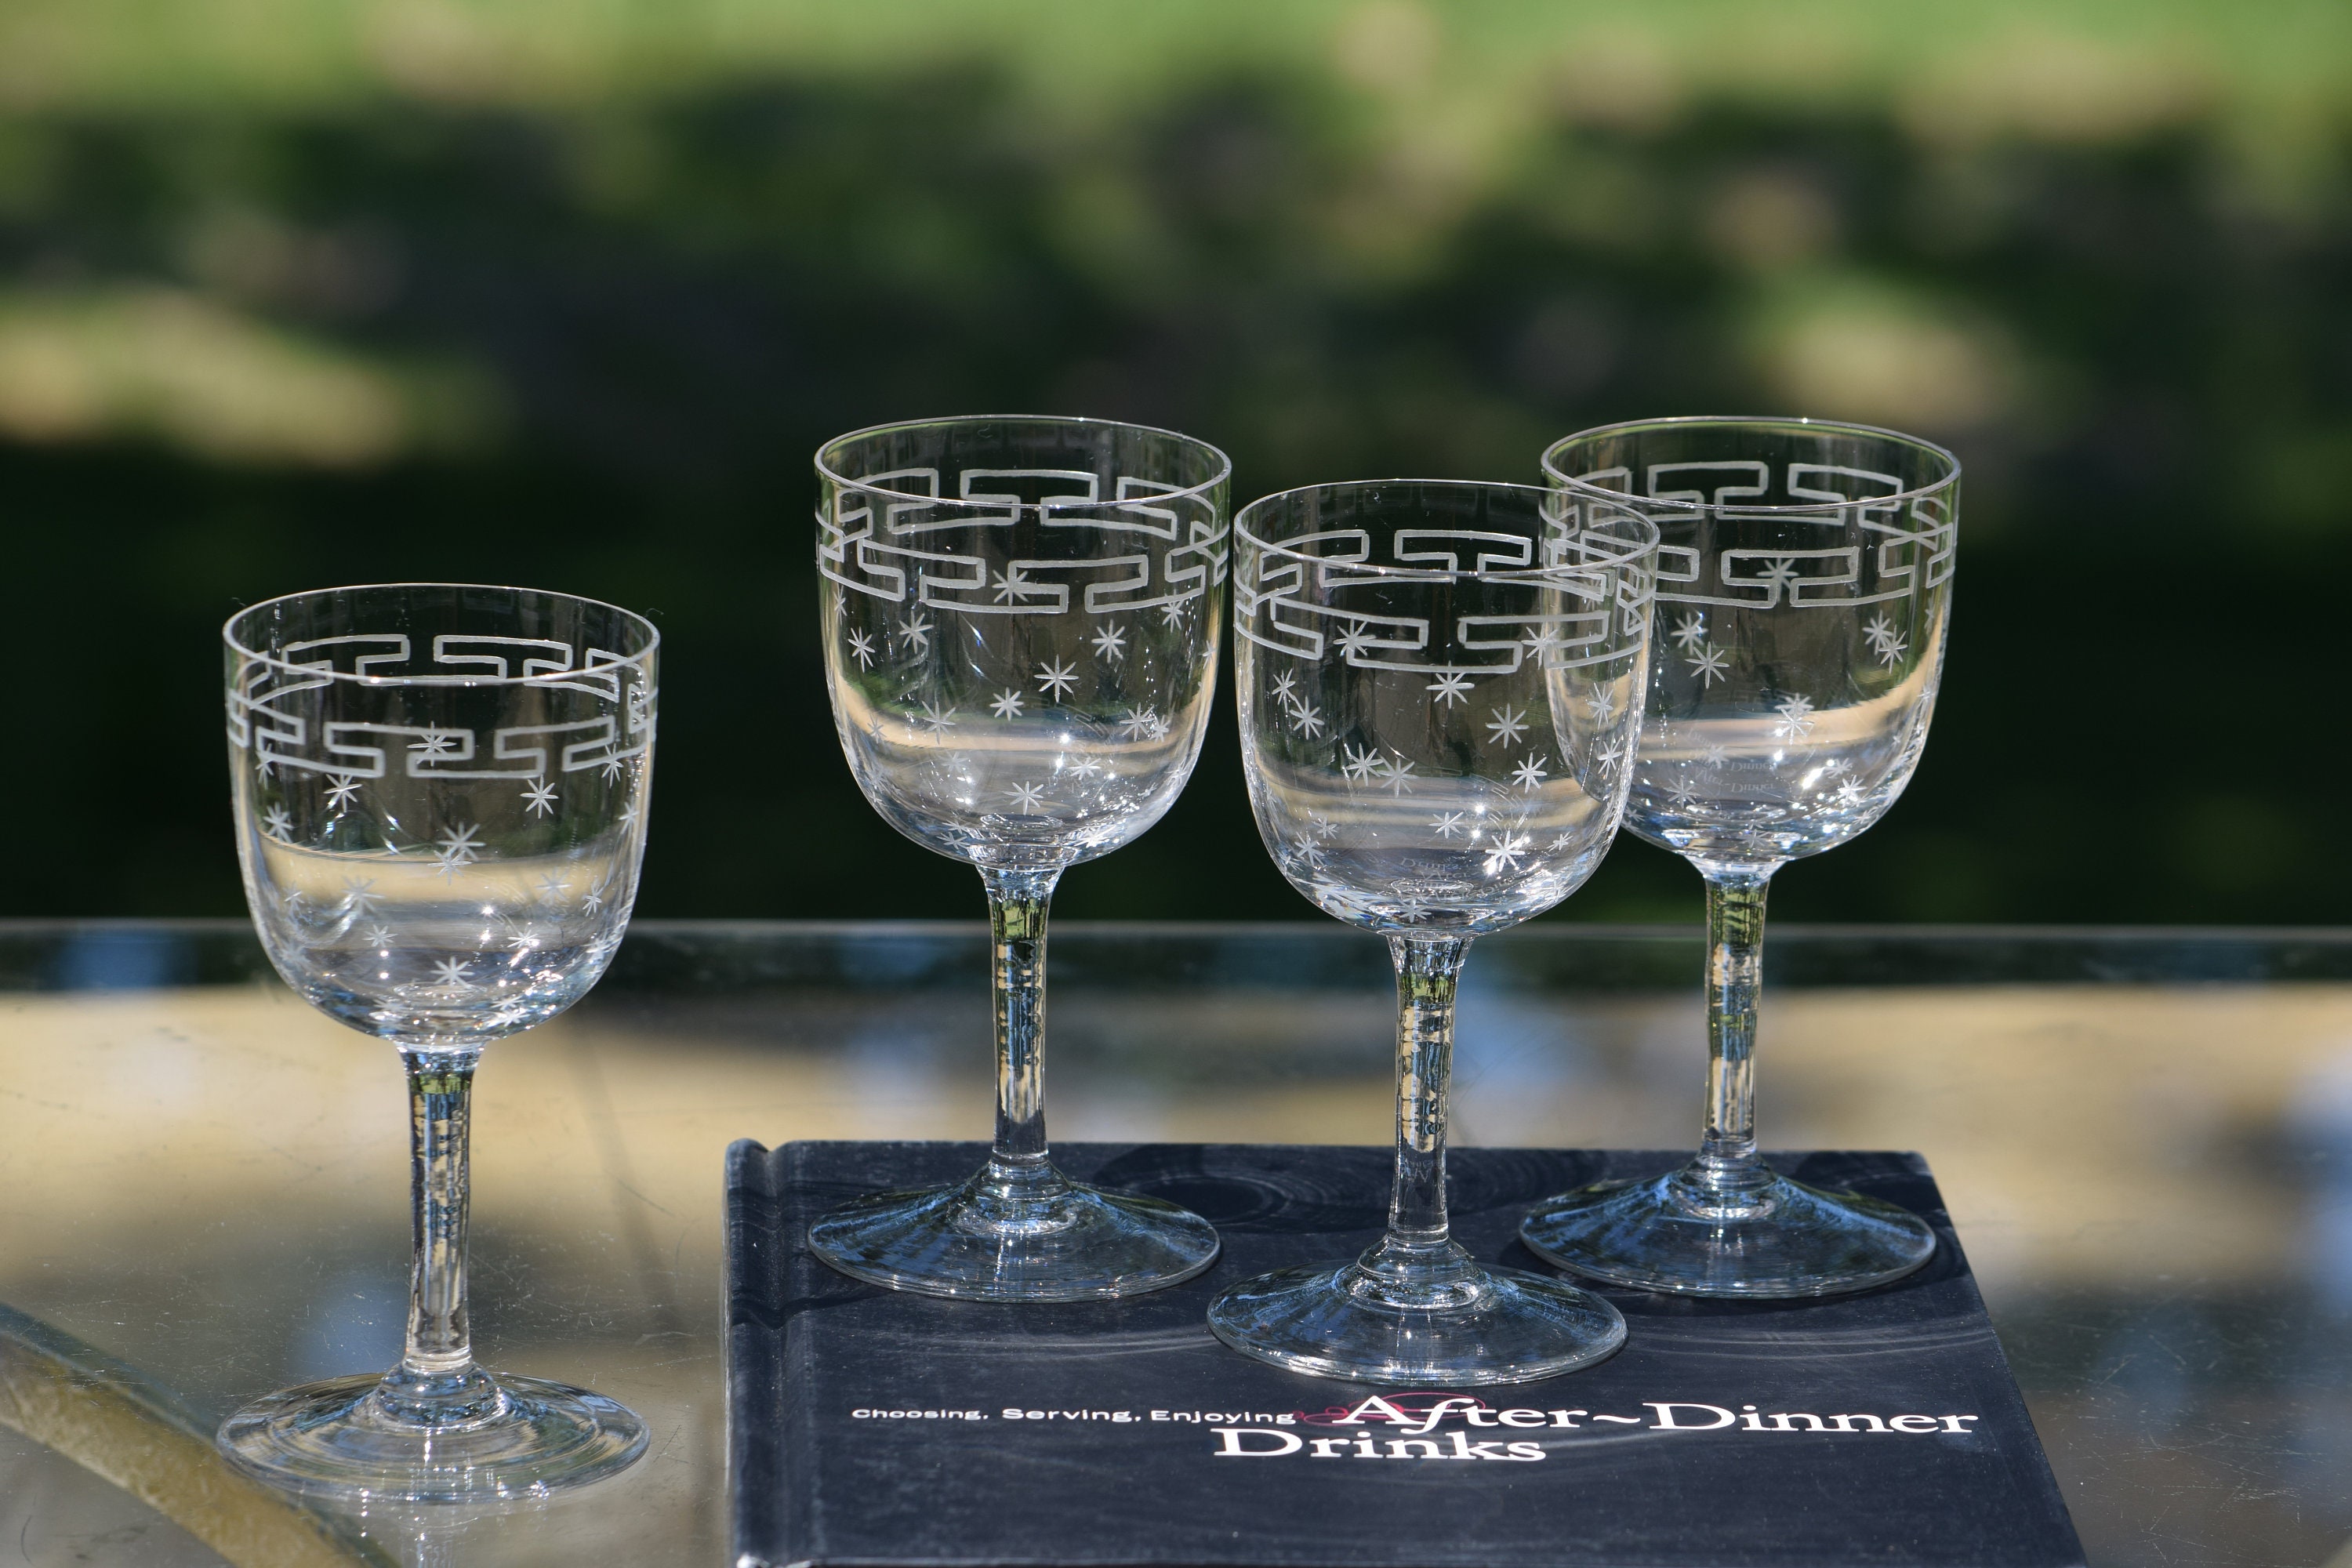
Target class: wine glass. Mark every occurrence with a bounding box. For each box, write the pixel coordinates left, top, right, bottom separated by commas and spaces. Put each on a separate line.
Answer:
217, 583, 656, 1500
810, 415, 1230, 1300
1207, 478, 1657, 1385
1522, 416, 1960, 1297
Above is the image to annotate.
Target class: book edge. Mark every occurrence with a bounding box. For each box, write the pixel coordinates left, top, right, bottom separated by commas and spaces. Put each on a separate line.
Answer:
725, 1138, 788, 1568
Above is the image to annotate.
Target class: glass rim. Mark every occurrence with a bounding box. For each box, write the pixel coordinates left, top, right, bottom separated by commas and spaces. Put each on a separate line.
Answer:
1541, 415, 1962, 515
813, 412, 1235, 514
222, 581, 659, 687
1235, 476, 1659, 578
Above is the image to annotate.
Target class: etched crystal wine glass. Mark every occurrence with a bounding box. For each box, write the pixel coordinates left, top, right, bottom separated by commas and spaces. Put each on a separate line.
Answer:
811, 415, 1231, 1299
218, 583, 655, 1499
1522, 416, 1960, 1297
1207, 478, 1657, 1384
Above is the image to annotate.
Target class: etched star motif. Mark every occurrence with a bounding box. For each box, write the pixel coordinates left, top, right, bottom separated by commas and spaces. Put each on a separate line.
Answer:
582, 877, 612, 916
522, 779, 558, 817
1335, 626, 1378, 659
916, 700, 957, 735
1771, 695, 1817, 739
1091, 623, 1127, 662
848, 629, 878, 668
1521, 626, 1566, 662
1035, 659, 1080, 700
989, 688, 1025, 719
1426, 672, 1474, 708
1702, 744, 1730, 767
619, 801, 639, 829
1759, 557, 1801, 594
1585, 688, 1619, 724
1670, 613, 1708, 652
1483, 832, 1531, 875
1159, 599, 1189, 628
1485, 706, 1528, 747
601, 753, 630, 782
1595, 736, 1627, 771
1665, 776, 1700, 809
1271, 670, 1298, 703
432, 827, 482, 881
1005, 781, 1049, 812
324, 775, 363, 811
1116, 707, 1162, 740
1547, 831, 1578, 851
898, 615, 933, 653
340, 877, 381, 916
261, 804, 293, 840
1378, 757, 1417, 795
410, 731, 459, 760
537, 872, 570, 902
1432, 811, 1468, 839
1290, 701, 1325, 739
1833, 778, 1868, 808
1068, 756, 1104, 779
1863, 613, 1907, 666
362, 923, 394, 948
505, 921, 545, 952
1688, 645, 1730, 686
430, 957, 470, 988
435, 823, 483, 862
1292, 840, 1328, 872
1308, 811, 1340, 841
279, 887, 307, 914
991, 566, 1030, 604
1340, 743, 1381, 783
1512, 756, 1549, 793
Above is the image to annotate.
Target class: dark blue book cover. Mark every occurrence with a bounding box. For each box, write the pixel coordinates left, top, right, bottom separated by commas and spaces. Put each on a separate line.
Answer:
726, 1141, 2083, 1568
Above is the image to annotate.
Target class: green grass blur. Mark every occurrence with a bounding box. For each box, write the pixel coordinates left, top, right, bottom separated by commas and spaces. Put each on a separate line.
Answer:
2, 1, 2347, 924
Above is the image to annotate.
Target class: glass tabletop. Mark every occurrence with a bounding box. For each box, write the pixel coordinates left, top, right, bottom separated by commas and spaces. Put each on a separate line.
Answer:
2, 919, 2348, 1567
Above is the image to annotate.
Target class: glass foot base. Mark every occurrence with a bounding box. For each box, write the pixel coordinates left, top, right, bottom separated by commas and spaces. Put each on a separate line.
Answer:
1207, 1258, 1626, 1387
216, 1371, 648, 1502
1520, 1167, 1936, 1298
806, 1159, 1220, 1301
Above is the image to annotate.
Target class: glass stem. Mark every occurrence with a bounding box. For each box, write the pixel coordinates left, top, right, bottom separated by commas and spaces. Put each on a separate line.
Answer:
979, 866, 1064, 1200
376, 1047, 503, 1426
1357, 935, 1479, 1302
1690, 865, 1776, 1201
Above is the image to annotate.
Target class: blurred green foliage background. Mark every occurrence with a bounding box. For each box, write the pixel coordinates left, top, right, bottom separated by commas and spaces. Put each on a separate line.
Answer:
3, 0, 2347, 925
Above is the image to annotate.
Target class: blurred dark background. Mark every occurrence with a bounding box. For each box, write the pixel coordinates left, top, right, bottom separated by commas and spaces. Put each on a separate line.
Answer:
2, 0, 2347, 925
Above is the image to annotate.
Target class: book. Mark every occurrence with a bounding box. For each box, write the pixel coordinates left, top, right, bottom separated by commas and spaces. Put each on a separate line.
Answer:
727, 1141, 2082, 1568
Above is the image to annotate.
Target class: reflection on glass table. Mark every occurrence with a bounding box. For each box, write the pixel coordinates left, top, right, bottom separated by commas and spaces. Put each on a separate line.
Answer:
1, 920, 2350, 1566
